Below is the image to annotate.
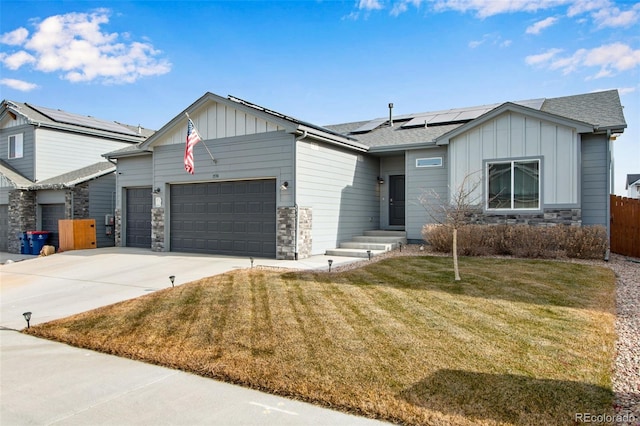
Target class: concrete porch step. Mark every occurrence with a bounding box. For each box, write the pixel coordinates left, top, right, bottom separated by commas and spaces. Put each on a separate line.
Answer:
352, 236, 407, 244
339, 242, 396, 250
363, 230, 407, 237
325, 248, 386, 259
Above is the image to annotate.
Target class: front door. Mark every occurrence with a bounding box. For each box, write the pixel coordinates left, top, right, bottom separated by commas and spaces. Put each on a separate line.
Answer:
389, 175, 405, 226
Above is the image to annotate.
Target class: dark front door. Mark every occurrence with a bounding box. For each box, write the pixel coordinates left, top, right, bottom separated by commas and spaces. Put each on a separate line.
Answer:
389, 175, 405, 226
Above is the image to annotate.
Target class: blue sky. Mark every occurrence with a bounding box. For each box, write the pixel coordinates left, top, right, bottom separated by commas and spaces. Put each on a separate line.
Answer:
1, 0, 638, 195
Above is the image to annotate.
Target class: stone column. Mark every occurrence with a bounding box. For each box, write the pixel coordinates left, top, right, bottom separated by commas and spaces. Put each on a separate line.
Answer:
7, 189, 36, 253
151, 207, 165, 252
276, 206, 312, 260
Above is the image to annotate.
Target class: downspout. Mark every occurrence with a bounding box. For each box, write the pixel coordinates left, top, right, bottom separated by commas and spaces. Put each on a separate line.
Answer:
606, 129, 612, 243
294, 130, 308, 260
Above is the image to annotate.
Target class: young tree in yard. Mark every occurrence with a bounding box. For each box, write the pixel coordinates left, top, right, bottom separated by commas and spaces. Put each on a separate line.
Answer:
419, 172, 483, 281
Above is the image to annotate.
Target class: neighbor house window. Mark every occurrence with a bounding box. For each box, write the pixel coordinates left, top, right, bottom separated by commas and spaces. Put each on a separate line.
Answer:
487, 159, 540, 210
416, 157, 443, 167
8, 134, 23, 159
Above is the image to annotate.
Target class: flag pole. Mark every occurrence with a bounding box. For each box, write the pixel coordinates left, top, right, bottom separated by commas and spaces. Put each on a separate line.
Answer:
185, 112, 216, 164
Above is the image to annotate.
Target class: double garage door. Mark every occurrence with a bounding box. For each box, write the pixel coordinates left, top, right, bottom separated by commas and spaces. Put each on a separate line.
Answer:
170, 179, 276, 258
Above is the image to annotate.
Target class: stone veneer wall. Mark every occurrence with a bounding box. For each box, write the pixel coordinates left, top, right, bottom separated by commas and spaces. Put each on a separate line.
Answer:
114, 208, 122, 246
65, 183, 90, 219
297, 207, 312, 259
277, 206, 312, 260
7, 189, 36, 253
469, 208, 582, 226
151, 207, 165, 252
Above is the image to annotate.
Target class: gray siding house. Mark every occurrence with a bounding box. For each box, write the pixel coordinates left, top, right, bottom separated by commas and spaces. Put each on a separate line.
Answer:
106, 90, 626, 260
0, 101, 152, 252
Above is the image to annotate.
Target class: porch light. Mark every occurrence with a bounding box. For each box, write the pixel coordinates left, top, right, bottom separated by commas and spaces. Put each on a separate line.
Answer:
23, 311, 32, 328
377, 176, 384, 184
169, 275, 175, 287
280, 181, 289, 190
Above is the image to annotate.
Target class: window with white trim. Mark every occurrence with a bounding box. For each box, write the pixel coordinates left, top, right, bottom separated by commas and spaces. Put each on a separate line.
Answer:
8, 133, 23, 159
487, 159, 540, 210
416, 157, 443, 168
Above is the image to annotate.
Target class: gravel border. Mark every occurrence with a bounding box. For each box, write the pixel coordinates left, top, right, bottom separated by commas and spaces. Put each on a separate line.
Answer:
326, 246, 640, 424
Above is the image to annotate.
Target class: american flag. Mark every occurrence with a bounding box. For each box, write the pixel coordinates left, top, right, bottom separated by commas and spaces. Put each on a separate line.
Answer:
184, 118, 202, 174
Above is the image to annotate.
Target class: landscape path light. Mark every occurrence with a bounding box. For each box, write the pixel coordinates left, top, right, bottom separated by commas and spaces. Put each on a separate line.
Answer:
328, 259, 333, 272
23, 311, 32, 328
169, 275, 175, 287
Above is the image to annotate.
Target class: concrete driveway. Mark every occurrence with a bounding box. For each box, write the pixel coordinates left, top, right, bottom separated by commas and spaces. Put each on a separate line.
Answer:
1, 248, 385, 425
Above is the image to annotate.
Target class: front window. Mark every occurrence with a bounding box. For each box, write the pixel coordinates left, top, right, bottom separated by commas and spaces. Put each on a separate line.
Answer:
487, 159, 540, 210
8, 134, 23, 159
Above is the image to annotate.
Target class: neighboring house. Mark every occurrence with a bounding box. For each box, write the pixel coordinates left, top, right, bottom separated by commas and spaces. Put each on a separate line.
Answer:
626, 174, 640, 199
105, 90, 626, 260
0, 101, 152, 252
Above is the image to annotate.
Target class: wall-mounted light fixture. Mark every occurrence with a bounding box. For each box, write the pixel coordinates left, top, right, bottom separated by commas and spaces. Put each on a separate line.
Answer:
377, 177, 385, 184
280, 181, 289, 191
153, 187, 161, 194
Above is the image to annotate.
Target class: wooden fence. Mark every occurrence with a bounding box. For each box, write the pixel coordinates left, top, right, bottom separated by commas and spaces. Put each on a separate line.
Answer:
610, 195, 640, 258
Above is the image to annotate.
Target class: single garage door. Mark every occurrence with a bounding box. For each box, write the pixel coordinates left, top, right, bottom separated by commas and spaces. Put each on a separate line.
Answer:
170, 179, 276, 258
126, 187, 152, 248
41, 204, 65, 249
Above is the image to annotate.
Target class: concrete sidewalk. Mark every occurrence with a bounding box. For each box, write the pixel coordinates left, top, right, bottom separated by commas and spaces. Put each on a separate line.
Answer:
1, 248, 386, 425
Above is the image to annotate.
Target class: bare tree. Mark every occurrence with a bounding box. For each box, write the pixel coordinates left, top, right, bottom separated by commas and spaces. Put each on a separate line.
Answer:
419, 172, 482, 281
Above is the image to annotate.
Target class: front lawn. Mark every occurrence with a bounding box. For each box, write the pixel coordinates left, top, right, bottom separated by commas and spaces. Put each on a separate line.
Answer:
27, 256, 616, 425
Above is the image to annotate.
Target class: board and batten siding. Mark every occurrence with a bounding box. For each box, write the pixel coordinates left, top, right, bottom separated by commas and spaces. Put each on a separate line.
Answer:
0, 124, 35, 180
153, 102, 287, 147
449, 111, 579, 207
296, 140, 380, 255
580, 134, 609, 227
406, 147, 448, 240
89, 173, 116, 247
34, 128, 133, 181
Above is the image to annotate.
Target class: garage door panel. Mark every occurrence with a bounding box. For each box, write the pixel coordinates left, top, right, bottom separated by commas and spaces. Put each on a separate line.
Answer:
170, 179, 276, 257
126, 188, 151, 248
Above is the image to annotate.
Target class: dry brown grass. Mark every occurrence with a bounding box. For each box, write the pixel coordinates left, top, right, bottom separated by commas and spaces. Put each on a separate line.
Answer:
27, 256, 617, 425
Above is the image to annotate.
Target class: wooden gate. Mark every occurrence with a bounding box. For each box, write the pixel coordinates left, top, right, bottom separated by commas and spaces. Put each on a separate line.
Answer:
610, 195, 640, 258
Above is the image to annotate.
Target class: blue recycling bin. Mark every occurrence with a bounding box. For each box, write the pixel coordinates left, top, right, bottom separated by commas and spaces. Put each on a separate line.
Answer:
28, 231, 50, 255
19, 232, 29, 254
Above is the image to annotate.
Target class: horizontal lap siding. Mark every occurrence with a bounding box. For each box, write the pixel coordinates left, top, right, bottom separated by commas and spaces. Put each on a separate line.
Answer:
153, 132, 294, 251
581, 135, 608, 226
406, 147, 449, 240
296, 140, 379, 255
89, 173, 116, 248
0, 125, 35, 180
115, 155, 153, 210
35, 129, 133, 181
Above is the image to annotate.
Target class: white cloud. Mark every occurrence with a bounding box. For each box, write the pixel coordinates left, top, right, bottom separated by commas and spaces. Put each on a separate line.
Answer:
526, 16, 559, 34
0, 27, 29, 45
390, 0, 425, 16
0, 78, 39, 91
358, 0, 384, 11
1, 51, 36, 70
525, 48, 563, 65
432, 0, 571, 18
0, 9, 171, 84
469, 33, 513, 49
525, 43, 640, 79
566, 0, 610, 17
591, 3, 640, 28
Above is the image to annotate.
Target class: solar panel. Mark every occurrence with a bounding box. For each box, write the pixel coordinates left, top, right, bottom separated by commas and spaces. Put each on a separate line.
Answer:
29, 105, 139, 136
351, 118, 388, 134
401, 114, 437, 128
514, 98, 545, 110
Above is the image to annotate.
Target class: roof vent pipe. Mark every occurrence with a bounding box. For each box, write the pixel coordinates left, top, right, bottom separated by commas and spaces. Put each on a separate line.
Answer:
388, 103, 394, 127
